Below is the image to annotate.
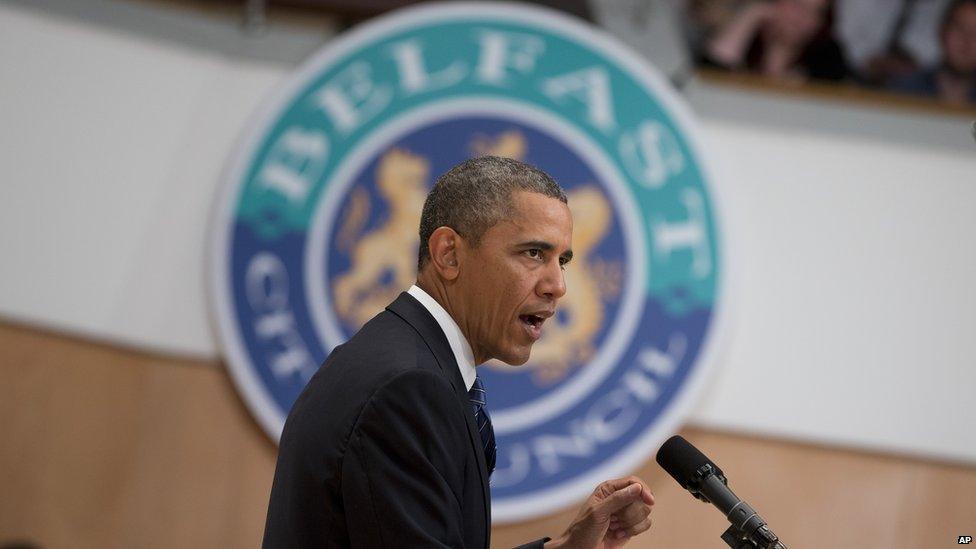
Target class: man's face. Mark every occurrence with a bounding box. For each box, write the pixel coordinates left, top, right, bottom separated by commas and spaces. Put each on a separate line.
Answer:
455, 191, 573, 366
944, 5, 976, 74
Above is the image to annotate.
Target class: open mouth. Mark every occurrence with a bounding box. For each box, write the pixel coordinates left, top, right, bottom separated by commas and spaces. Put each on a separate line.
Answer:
519, 314, 545, 329
518, 312, 550, 341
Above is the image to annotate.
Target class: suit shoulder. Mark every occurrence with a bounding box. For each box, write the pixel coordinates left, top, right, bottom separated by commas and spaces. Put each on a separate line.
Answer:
283, 310, 442, 433
326, 309, 438, 377
348, 368, 471, 459
363, 368, 462, 413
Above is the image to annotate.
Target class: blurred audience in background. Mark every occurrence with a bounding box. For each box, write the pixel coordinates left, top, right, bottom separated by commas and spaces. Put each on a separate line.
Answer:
682, 0, 976, 105
888, 0, 976, 104
836, 0, 950, 85
696, 0, 848, 83
684, 0, 752, 52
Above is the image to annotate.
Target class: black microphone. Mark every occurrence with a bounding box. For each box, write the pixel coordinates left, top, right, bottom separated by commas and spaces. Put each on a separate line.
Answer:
656, 435, 787, 549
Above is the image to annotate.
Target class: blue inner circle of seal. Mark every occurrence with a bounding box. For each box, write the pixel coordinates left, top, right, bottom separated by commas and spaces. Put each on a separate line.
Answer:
322, 116, 628, 412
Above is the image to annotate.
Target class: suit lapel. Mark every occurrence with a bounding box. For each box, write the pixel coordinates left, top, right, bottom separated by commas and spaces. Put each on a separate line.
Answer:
386, 292, 492, 531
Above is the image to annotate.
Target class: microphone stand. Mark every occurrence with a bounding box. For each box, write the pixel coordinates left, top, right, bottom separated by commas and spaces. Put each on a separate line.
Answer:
721, 525, 759, 549
690, 464, 788, 549
720, 524, 786, 549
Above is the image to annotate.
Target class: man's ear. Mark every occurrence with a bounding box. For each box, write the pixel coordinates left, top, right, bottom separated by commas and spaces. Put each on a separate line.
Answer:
427, 226, 461, 281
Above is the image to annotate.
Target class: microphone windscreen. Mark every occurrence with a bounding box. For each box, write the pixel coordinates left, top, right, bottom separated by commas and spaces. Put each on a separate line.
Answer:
655, 435, 723, 488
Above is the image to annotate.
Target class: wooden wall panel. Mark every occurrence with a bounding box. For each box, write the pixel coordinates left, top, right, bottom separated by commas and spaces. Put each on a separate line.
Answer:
1, 322, 973, 548
0, 323, 276, 548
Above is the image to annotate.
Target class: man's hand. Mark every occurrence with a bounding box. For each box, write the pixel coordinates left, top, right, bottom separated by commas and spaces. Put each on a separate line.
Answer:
545, 476, 655, 549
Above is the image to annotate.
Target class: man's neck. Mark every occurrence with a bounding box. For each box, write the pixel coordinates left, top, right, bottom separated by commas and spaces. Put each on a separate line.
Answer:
408, 282, 478, 390
415, 275, 485, 365
415, 277, 452, 317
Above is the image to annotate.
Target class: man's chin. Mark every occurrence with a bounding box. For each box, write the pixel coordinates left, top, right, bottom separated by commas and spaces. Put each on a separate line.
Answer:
494, 348, 532, 366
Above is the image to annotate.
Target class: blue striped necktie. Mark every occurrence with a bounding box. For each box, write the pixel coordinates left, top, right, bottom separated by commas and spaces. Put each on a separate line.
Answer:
468, 376, 496, 476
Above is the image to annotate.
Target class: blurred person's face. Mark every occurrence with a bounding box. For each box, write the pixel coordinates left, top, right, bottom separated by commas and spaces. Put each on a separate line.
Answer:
768, 0, 828, 46
943, 4, 976, 74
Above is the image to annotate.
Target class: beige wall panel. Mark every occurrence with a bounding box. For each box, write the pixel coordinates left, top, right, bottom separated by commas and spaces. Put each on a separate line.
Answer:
1, 323, 973, 548
0, 323, 277, 548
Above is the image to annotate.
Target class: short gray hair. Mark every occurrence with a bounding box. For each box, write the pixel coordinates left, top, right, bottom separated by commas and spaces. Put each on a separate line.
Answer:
418, 156, 567, 270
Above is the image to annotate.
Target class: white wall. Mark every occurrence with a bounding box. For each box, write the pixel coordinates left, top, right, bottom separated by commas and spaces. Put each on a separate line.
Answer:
0, 2, 300, 357
1, 2, 974, 463
694, 122, 976, 463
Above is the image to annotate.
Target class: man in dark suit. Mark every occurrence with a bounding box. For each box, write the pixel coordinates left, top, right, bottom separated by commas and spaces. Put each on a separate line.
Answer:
263, 156, 655, 548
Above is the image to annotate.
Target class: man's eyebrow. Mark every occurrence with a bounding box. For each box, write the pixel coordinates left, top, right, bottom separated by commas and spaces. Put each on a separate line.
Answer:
517, 240, 554, 250
517, 240, 574, 262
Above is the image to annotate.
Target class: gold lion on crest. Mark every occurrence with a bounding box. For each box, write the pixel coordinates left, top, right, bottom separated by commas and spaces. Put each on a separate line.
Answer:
333, 149, 429, 327
333, 131, 621, 385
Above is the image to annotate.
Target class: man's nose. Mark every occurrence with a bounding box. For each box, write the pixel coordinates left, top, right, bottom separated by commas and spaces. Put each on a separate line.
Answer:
538, 261, 567, 300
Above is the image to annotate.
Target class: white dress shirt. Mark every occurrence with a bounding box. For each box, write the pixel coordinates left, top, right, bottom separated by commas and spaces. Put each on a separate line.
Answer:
407, 284, 477, 391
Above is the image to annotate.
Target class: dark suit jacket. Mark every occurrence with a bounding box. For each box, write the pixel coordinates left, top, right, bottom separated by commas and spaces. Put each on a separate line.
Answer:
262, 292, 494, 548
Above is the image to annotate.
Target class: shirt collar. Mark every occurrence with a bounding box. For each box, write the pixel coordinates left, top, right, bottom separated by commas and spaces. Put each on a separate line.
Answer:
407, 284, 477, 391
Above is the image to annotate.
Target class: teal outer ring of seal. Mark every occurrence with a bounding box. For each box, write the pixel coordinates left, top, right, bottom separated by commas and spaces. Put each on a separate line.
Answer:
209, 1, 730, 523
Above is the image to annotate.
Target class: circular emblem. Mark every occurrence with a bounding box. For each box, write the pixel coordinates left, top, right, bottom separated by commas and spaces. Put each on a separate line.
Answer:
211, 2, 725, 523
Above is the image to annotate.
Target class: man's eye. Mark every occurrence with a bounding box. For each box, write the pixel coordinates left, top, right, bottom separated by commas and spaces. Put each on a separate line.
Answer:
526, 249, 542, 260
